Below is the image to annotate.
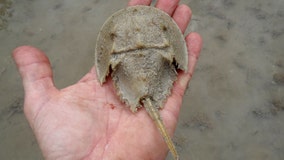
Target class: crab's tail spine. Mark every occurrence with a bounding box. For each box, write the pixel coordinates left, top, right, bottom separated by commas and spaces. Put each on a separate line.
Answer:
144, 98, 179, 160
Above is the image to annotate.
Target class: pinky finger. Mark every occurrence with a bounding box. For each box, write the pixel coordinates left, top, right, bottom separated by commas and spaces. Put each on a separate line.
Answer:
173, 32, 203, 98
186, 32, 202, 75
165, 32, 202, 118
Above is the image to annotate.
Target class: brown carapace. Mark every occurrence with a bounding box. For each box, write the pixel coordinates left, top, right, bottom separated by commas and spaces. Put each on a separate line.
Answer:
95, 5, 188, 160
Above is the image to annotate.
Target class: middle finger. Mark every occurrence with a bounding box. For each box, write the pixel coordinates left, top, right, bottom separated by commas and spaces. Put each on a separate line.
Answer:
128, 0, 152, 6
155, 0, 180, 16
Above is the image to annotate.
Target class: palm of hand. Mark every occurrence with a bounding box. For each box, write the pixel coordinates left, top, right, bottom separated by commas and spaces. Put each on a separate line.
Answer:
31, 69, 179, 160
33, 68, 180, 159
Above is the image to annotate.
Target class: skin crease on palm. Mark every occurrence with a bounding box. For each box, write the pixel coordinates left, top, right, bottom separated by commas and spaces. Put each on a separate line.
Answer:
12, 0, 202, 160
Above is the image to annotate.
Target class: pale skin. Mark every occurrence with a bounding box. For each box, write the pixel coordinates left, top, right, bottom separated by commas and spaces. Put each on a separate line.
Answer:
12, 0, 202, 159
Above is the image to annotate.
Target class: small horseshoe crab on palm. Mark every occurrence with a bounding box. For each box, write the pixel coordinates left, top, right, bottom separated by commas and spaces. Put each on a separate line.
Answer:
95, 5, 188, 160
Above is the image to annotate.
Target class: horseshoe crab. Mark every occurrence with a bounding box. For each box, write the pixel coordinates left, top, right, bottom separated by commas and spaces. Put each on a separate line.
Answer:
95, 5, 188, 160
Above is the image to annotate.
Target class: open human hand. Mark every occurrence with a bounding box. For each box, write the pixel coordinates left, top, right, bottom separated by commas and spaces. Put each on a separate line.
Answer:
13, 0, 202, 159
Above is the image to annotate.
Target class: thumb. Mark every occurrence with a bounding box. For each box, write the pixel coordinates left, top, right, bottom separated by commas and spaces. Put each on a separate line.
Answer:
12, 46, 57, 119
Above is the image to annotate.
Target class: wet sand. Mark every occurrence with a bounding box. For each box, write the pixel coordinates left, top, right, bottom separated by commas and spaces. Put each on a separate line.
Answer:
0, 0, 283, 159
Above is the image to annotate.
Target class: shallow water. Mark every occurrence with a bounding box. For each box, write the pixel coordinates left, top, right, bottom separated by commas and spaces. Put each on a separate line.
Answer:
0, 0, 283, 159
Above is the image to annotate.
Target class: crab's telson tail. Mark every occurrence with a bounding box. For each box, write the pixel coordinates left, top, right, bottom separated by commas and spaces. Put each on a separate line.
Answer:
143, 98, 179, 160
